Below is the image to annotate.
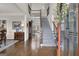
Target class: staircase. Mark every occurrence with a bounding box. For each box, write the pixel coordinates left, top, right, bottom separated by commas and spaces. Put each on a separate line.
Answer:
41, 17, 56, 46
30, 10, 56, 47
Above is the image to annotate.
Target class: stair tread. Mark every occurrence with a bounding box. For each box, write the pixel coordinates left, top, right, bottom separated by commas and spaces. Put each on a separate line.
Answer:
41, 18, 55, 45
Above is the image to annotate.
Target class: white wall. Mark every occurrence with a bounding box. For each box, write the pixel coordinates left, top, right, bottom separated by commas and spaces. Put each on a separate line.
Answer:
41, 9, 47, 17
0, 3, 30, 41
41, 4, 47, 17
47, 3, 57, 32
30, 3, 48, 17
7, 16, 25, 39
0, 15, 26, 39
24, 15, 30, 41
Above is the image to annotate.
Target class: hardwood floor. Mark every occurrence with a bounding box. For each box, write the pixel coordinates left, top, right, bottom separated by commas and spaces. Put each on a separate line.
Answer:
0, 40, 57, 56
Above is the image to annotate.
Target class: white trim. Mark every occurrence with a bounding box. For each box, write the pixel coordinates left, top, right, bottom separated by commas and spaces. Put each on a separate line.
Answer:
0, 13, 25, 16
40, 44, 56, 47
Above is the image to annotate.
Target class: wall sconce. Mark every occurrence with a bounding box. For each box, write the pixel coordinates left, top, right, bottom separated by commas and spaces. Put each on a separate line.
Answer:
21, 24, 24, 27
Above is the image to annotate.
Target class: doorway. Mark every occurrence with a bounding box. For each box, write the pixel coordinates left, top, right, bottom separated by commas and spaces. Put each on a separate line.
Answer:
28, 21, 32, 41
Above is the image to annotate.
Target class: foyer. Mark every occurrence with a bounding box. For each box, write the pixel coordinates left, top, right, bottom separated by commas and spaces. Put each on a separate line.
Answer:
0, 3, 58, 56
0, 3, 79, 56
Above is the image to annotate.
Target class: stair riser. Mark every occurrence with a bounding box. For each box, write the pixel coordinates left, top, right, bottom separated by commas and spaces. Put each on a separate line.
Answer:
41, 18, 56, 45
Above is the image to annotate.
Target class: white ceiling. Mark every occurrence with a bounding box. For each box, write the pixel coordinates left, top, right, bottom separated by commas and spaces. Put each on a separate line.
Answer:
29, 3, 48, 10
0, 3, 21, 13
0, 3, 28, 16
0, 3, 49, 16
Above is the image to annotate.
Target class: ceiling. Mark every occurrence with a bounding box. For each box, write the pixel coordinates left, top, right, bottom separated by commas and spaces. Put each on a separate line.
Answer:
0, 3, 49, 16
29, 3, 48, 10
0, 3, 27, 15
0, 3, 21, 13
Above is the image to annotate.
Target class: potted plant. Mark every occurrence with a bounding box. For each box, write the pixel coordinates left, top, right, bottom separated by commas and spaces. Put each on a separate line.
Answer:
55, 3, 69, 56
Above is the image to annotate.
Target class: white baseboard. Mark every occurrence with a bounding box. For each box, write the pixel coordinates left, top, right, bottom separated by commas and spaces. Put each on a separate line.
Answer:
40, 44, 56, 47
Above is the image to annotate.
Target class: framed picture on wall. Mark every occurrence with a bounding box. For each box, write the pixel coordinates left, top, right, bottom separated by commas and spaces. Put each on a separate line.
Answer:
12, 21, 21, 29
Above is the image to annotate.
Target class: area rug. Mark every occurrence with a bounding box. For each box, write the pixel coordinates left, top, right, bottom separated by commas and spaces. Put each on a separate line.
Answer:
0, 40, 18, 52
